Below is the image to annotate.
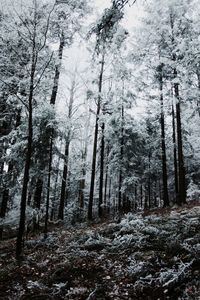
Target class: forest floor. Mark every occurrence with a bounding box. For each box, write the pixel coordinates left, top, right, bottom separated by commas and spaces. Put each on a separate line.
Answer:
0, 203, 200, 300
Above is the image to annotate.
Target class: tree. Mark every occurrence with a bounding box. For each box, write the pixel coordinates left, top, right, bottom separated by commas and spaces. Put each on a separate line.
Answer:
88, 52, 105, 220
15, 0, 56, 259
58, 72, 76, 220
157, 63, 169, 206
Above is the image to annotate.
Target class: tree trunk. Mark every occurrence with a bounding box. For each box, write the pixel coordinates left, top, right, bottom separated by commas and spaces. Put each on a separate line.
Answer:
158, 64, 169, 207
148, 152, 151, 208
88, 54, 105, 220
15, 10, 39, 259
50, 32, 65, 105
33, 178, 43, 209
140, 184, 143, 209
33, 31, 65, 225
196, 71, 200, 117
98, 122, 105, 218
79, 177, 85, 209
134, 184, 137, 210
104, 148, 109, 211
108, 176, 112, 214
43, 31, 65, 223
0, 189, 9, 239
170, 13, 186, 205
154, 180, 158, 208
172, 101, 179, 204
58, 141, 69, 220
58, 75, 75, 220
174, 70, 186, 205
78, 150, 87, 209
44, 136, 53, 237
144, 186, 148, 210
118, 104, 124, 212
16, 65, 34, 261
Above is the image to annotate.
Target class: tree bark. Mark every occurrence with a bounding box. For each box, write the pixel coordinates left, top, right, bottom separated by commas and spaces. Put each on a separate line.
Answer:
58, 141, 69, 220
88, 54, 105, 220
44, 136, 53, 237
98, 122, 105, 218
158, 64, 169, 207
118, 104, 124, 212
140, 184, 143, 209
174, 75, 187, 205
58, 75, 75, 220
33, 31, 65, 225
16, 57, 34, 261
170, 13, 186, 205
0, 189, 9, 239
196, 71, 200, 117
33, 178, 43, 210
50, 31, 65, 105
78, 150, 87, 209
103, 147, 109, 212
172, 101, 179, 204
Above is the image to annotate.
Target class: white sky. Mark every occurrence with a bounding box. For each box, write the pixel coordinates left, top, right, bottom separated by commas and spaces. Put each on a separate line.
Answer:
59, 0, 146, 117
63, 0, 144, 70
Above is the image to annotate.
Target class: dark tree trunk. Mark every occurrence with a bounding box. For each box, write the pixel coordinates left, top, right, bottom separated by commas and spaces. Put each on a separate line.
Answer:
174, 77, 187, 205
140, 184, 143, 209
148, 179, 151, 208
134, 184, 137, 210
170, 13, 186, 205
0, 163, 4, 184
44, 137, 53, 237
154, 180, 158, 208
196, 71, 200, 117
104, 148, 109, 211
16, 64, 34, 261
0, 189, 9, 239
159, 179, 162, 207
158, 64, 169, 207
148, 153, 151, 209
118, 105, 124, 212
79, 177, 85, 209
144, 186, 148, 210
58, 141, 69, 220
98, 122, 105, 218
172, 102, 179, 204
33, 178, 43, 209
107, 176, 112, 214
88, 54, 105, 220
50, 32, 65, 105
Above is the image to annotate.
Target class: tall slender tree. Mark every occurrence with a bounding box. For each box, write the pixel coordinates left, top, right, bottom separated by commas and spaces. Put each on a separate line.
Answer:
157, 63, 169, 206
88, 53, 105, 220
58, 74, 76, 220
170, 12, 187, 205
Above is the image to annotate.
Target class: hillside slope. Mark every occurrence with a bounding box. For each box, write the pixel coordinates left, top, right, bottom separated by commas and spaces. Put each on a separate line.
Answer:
0, 205, 200, 299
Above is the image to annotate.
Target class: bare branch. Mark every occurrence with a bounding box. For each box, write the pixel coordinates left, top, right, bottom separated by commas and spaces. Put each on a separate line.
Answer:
34, 52, 54, 90
39, 2, 56, 51
13, 7, 33, 41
